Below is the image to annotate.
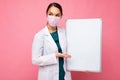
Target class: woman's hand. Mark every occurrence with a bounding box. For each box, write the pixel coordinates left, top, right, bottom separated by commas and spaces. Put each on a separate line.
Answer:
55, 53, 71, 58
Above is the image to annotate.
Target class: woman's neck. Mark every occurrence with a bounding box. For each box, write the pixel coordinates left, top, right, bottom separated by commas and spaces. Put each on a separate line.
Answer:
47, 24, 57, 33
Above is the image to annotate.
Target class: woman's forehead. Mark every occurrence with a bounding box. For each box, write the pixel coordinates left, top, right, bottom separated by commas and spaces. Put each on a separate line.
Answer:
48, 6, 61, 14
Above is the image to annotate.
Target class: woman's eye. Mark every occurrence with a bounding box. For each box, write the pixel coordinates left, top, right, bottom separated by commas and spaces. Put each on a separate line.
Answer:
48, 13, 53, 16
56, 14, 60, 17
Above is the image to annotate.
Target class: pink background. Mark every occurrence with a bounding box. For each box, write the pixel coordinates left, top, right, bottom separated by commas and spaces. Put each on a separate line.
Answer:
0, 0, 120, 80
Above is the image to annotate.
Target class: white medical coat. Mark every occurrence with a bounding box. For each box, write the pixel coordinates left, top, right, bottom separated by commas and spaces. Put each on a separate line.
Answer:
32, 26, 71, 80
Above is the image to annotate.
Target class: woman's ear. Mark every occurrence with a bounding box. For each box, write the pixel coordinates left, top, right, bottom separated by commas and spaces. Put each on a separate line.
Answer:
46, 14, 48, 18
60, 15, 62, 19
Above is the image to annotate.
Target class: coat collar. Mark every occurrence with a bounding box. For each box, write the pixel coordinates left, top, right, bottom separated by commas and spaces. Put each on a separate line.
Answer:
43, 26, 63, 36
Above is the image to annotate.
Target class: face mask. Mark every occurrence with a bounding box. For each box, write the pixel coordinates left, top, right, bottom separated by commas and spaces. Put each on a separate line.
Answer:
47, 15, 61, 27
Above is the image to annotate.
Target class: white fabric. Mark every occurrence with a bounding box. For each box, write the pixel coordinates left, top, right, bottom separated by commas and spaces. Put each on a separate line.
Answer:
32, 26, 71, 80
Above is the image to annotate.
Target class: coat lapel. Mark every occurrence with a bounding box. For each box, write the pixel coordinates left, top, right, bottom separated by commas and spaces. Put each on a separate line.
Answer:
44, 26, 65, 53
57, 27, 65, 53
44, 26, 58, 50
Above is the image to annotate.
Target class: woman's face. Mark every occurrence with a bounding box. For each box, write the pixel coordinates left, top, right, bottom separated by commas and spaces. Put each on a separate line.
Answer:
47, 6, 62, 18
47, 6, 62, 27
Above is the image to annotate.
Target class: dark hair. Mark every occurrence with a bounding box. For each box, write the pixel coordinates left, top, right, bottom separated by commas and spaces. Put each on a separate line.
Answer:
46, 2, 63, 16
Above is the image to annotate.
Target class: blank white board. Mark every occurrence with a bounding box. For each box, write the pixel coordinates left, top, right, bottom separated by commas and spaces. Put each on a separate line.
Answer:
66, 18, 102, 72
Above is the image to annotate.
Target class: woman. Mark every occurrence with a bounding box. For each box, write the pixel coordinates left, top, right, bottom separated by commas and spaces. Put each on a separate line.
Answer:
32, 2, 72, 80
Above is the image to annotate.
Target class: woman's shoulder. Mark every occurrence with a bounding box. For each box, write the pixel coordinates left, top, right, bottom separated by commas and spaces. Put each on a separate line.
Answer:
57, 26, 66, 34
57, 26, 66, 32
34, 26, 66, 38
34, 27, 46, 39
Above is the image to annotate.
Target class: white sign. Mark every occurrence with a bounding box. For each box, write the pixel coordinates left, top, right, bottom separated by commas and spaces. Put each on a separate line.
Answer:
66, 18, 102, 72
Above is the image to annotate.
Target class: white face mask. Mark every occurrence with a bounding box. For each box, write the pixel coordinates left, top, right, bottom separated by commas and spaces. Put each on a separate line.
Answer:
47, 15, 61, 27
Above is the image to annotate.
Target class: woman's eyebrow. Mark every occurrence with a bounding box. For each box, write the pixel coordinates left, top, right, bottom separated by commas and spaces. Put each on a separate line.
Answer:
56, 13, 61, 15
55, 13, 61, 16
49, 11, 60, 15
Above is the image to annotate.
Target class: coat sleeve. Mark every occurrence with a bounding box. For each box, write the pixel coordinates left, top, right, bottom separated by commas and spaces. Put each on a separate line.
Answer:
32, 32, 58, 66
